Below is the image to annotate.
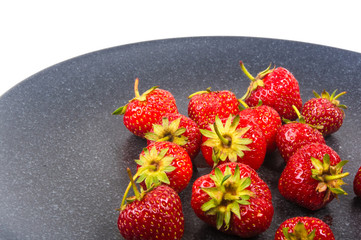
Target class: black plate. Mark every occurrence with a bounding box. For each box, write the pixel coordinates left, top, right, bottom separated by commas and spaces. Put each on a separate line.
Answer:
1, 37, 361, 240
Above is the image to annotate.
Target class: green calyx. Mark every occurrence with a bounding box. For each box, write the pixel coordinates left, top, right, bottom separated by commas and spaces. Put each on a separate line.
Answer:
282, 221, 316, 240
313, 89, 347, 109
201, 165, 255, 230
200, 115, 253, 167
239, 61, 274, 100
112, 78, 159, 115
135, 146, 176, 190
188, 87, 212, 99
144, 117, 188, 146
311, 154, 349, 202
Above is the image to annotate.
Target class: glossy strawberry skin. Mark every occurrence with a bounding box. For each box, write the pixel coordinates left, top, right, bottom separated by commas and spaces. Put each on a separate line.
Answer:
239, 105, 282, 152
146, 113, 202, 160
245, 67, 302, 121
137, 141, 193, 193
274, 216, 335, 240
354, 166, 361, 197
278, 143, 342, 210
302, 98, 345, 136
123, 89, 178, 138
201, 115, 266, 170
276, 122, 325, 163
118, 185, 184, 240
191, 162, 274, 238
188, 90, 240, 129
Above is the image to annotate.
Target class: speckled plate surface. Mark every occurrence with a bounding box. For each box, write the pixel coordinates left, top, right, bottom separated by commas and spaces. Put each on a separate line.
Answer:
1, 37, 361, 239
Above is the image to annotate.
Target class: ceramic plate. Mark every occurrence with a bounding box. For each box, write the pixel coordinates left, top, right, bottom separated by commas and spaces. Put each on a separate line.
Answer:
1, 37, 361, 239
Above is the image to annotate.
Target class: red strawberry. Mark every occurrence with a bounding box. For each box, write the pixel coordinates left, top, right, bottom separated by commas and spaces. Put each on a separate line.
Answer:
188, 87, 240, 129
118, 169, 184, 240
278, 143, 349, 210
113, 78, 178, 138
238, 101, 282, 152
191, 162, 274, 238
239, 61, 302, 121
302, 90, 347, 136
354, 166, 361, 197
200, 114, 266, 170
135, 141, 193, 193
144, 113, 202, 160
274, 216, 335, 240
276, 106, 325, 163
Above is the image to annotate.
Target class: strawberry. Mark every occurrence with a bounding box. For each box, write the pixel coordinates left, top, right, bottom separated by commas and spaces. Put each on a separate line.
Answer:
188, 87, 240, 129
135, 141, 193, 193
239, 61, 302, 121
278, 143, 349, 210
302, 90, 347, 136
276, 106, 325, 163
200, 114, 266, 170
354, 166, 361, 197
118, 169, 184, 240
274, 216, 335, 240
144, 113, 202, 160
238, 100, 282, 152
191, 162, 274, 238
112, 78, 178, 138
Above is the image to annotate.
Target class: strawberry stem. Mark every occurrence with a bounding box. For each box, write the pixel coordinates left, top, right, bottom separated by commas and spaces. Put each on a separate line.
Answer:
239, 61, 264, 101
239, 61, 255, 81
291, 105, 306, 123
188, 87, 212, 99
127, 168, 140, 198
213, 120, 229, 146
120, 169, 141, 209
238, 99, 249, 110
239, 62, 255, 101
134, 78, 140, 98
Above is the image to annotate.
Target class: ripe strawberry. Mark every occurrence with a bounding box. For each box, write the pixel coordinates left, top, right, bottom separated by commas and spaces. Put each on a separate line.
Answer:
354, 166, 361, 197
200, 114, 266, 170
276, 106, 325, 163
188, 87, 240, 129
144, 113, 202, 160
191, 162, 274, 238
135, 141, 193, 193
302, 90, 347, 136
239, 61, 302, 121
238, 100, 282, 152
278, 143, 349, 210
118, 169, 184, 240
112, 78, 178, 138
274, 216, 335, 240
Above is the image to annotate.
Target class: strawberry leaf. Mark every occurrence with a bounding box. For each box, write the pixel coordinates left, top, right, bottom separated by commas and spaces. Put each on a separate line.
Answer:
157, 172, 171, 185
201, 198, 218, 212
216, 211, 225, 230
112, 105, 127, 115
200, 129, 217, 138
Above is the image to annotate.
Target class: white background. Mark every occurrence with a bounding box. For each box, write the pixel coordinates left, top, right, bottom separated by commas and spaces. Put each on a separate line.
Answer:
1, 0, 360, 97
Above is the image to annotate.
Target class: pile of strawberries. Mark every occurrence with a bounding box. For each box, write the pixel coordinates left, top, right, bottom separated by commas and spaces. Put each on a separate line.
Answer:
112, 62, 360, 239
